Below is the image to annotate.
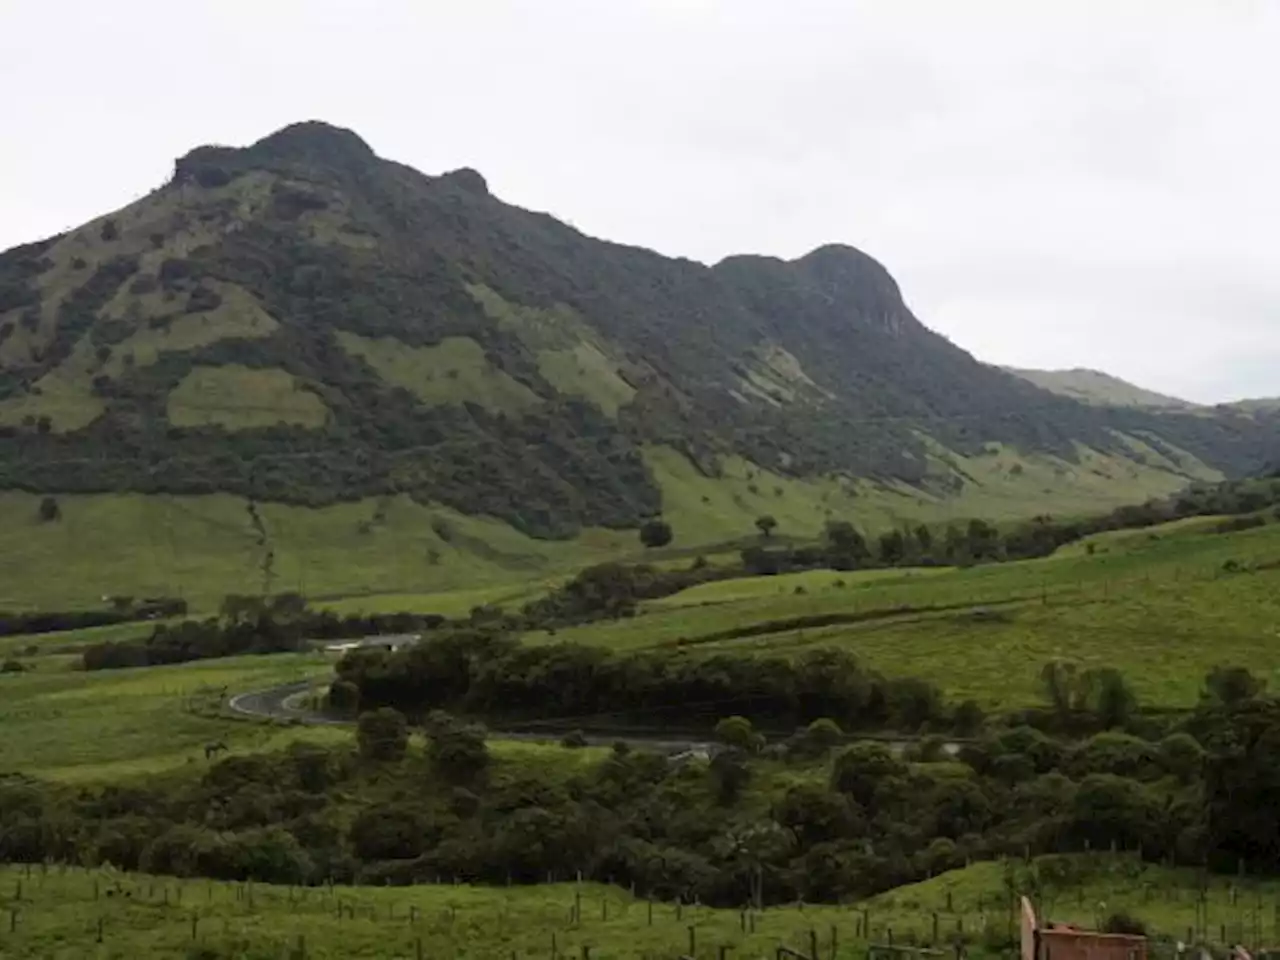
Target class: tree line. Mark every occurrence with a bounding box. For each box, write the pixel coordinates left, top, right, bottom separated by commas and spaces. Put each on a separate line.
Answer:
329, 628, 977, 735
739, 473, 1280, 575
82, 594, 445, 671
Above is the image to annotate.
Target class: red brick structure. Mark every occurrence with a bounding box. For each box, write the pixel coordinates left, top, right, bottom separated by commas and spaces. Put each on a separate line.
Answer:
1021, 897, 1147, 960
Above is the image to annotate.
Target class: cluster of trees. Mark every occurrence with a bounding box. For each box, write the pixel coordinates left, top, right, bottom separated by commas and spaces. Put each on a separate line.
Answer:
0, 597, 187, 640
518, 562, 722, 625
330, 629, 974, 735
81, 594, 445, 671
2, 668, 1277, 904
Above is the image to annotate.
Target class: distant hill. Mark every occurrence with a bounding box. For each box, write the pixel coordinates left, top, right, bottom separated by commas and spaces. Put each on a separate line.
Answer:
1, 120, 1278, 550
1223, 397, 1280, 414
1002, 367, 1198, 410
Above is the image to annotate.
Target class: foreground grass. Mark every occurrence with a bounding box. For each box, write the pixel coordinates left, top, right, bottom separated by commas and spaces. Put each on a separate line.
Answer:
546, 519, 1280, 709
0, 856, 1274, 959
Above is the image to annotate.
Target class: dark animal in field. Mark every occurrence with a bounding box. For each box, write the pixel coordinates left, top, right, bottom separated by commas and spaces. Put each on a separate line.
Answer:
203, 741, 229, 760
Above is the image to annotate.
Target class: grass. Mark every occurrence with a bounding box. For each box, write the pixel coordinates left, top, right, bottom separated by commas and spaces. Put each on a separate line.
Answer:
0, 492, 632, 613
166, 365, 330, 429
336, 331, 541, 414
543, 516, 1280, 709
537, 342, 636, 417
0, 653, 337, 781
0, 855, 1274, 958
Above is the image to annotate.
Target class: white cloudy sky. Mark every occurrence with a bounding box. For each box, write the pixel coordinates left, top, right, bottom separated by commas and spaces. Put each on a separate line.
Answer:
2, 0, 1277, 402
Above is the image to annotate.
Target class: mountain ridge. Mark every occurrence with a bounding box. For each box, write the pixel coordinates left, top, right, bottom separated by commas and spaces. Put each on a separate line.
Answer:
1, 120, 1277, 541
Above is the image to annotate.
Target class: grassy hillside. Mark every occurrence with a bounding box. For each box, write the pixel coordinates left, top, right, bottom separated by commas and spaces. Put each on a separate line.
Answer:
542, 514, 1280, 709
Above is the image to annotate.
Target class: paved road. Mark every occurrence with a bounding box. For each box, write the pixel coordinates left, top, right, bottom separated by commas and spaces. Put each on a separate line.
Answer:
227, 680, 961, 756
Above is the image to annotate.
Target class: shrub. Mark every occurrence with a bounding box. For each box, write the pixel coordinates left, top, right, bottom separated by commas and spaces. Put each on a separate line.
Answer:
639, 518, 673, 548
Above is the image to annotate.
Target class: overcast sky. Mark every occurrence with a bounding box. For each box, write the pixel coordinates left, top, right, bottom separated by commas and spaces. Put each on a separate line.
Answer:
3, 0, 1277, 403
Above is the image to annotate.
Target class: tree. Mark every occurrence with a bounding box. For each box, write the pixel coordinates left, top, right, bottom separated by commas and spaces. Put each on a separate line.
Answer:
1203, 665, 1266, 706
37, 496, 60, 523
755, 515, 778, 538
878, 529, 906, 565
639, 519, 673, 549
328, 679, 360, 714
831, 743, 905, 807
709, 749, 751, 805
789, 718, 844, 759
429, 722, 490, 782
356, 707, 409, 763
1090, 668, 1138, 730
823, 520, 870, 568
715, 716, 763, 753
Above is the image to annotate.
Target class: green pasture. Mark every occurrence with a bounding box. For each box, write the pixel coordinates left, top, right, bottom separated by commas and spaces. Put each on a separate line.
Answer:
544, 518, 1280, 709
0, 855, 1274, 959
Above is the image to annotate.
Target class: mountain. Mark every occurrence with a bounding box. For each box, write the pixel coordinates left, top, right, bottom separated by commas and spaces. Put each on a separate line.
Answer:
2, 120, 1279, 545
1003, 367, 1198, 410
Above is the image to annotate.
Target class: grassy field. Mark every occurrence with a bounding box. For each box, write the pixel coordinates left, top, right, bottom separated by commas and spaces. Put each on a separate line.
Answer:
0, 855, 1273, 958
0, 653, 338, 781
0, 491, 631, 613
543, 516, 1280, 709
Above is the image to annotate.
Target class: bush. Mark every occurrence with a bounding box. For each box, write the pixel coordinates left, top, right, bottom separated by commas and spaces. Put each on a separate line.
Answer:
639, 518, 673, 548
37, 496, 59, 523
1101, 912, 1147, 936
560, 730, 588, 749
1, 659, 26, 674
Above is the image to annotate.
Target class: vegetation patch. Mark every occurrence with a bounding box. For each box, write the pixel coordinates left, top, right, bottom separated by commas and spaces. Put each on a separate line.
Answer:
336, 331, 541, 414
166, 365, 328, 429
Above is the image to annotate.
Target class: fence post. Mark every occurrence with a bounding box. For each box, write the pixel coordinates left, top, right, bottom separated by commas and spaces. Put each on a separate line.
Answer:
96, 917, 104, 944
689, 925, 697, 955
809, 928, 818, 959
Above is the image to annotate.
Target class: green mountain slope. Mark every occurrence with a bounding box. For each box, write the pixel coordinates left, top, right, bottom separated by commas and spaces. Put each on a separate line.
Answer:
1, 120, 1277, 551
1003, 366, 1198, 409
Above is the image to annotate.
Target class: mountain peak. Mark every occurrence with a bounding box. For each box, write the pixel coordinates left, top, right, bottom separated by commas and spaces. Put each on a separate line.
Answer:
248, 121, 376, 165
173, 120, 376, 187
439, 167, 490, 197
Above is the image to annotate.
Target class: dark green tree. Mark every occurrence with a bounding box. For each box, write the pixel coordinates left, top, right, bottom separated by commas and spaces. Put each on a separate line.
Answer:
1202, 665, 1266, 706
755, 514, 778, 538
356, 707, 409, 763
429, 721, 490, 782
639, 518, 673, 548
